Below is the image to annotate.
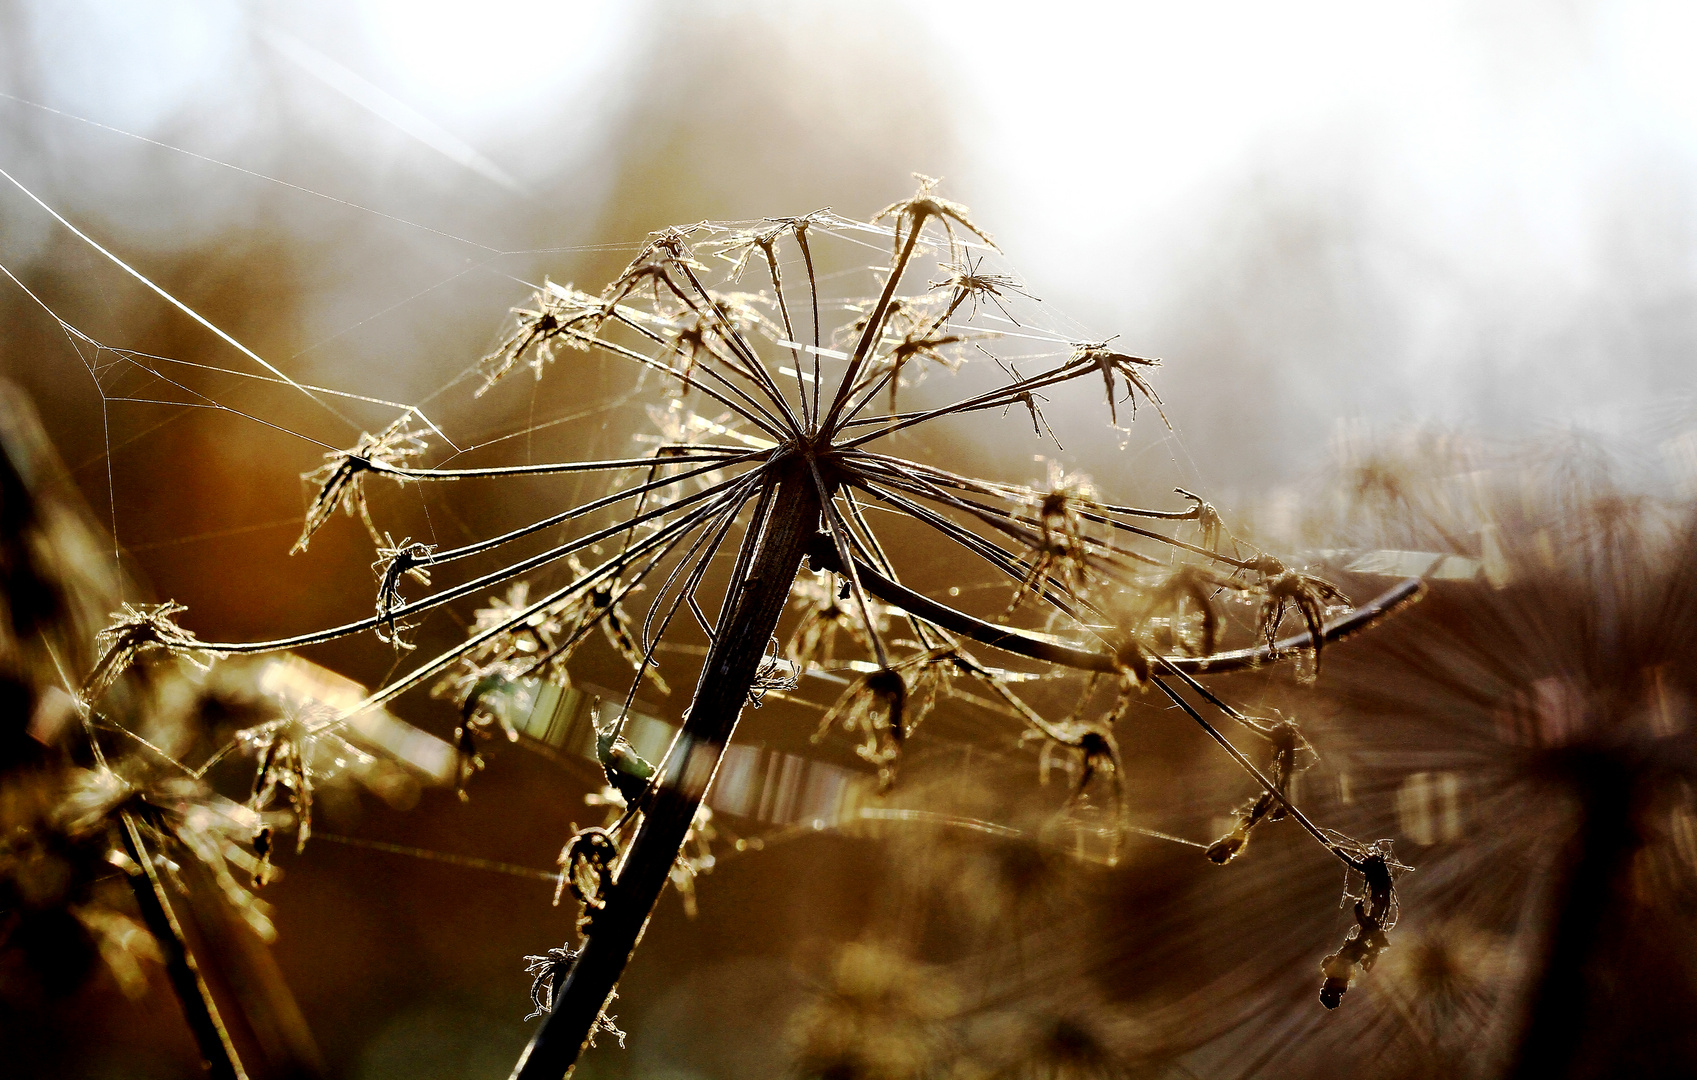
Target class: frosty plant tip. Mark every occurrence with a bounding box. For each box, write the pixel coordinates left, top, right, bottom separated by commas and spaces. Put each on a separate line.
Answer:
79, 176, 1425, 1078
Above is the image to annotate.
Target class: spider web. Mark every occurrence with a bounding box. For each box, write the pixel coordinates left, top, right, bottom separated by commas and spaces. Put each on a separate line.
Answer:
0, 94, 1261, 889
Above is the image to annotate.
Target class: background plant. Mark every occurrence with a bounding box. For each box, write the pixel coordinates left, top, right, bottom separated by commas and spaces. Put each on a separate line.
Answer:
1269, 435, 1697, 1080
0, 382, 346, 1080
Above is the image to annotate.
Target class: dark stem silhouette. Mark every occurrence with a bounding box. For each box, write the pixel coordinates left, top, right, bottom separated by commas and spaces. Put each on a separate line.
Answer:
511, 458, 823, 1080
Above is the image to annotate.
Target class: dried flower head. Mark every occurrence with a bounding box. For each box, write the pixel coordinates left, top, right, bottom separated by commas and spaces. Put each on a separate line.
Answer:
86, 177, 1425, 1075
817, 667, 910, 787
83, 600, 219, 704
930, 254, 1031, 325
1320, 842, 1404, 1009
293, 413, 427, 553
1008, 466, 1098, 613
786, 570, 887, 669
1248, 555, 1351, 681
478, 283, 609, 395
372, 535, 435, 649
1206, 714, 1313, 864
1069, 341, 1167, 428
874, 173, 997, 259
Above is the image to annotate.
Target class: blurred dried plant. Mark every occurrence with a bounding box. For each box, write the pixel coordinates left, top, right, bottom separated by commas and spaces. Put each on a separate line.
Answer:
0, 384, 341, 1078
1285, 439, 1697, 1079
0, 375, 458, 1077
1089, 431, 1697, 1080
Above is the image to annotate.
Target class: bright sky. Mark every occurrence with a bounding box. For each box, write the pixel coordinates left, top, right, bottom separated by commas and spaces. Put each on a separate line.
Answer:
923, 1, 1697, 288
907, 0, 1697, 469
10, 0, 1697, 478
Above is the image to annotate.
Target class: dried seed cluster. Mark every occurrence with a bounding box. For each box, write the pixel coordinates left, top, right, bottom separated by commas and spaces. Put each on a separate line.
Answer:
75, 180, 1419, 1063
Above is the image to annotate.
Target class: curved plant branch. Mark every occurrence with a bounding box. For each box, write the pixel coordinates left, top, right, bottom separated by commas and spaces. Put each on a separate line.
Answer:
803, 536, 1425, 676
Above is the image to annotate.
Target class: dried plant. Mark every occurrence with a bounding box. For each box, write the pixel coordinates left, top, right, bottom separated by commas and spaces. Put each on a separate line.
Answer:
293, 413, 429, 554
73, 179, 1425, 1078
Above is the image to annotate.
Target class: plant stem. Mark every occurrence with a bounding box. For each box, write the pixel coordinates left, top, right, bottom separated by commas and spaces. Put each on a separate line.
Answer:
119, 811, 247, 1080
509, 457, 823, 1080
806, 537, 1425, 675
820, 216, 926, 434
1507, 755, 1638, 1080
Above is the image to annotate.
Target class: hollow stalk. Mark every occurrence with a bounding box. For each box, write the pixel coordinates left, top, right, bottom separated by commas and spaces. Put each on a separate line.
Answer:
510, 456, 823, 1080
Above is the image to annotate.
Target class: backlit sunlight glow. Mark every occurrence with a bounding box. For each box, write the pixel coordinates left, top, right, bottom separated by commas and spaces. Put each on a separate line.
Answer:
356, 0, 636, 125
